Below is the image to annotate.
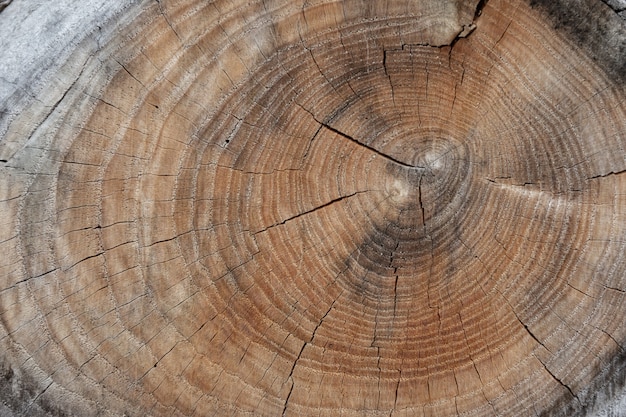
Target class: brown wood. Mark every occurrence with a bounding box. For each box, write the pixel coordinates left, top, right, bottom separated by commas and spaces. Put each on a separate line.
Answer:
0, 0, 625, 415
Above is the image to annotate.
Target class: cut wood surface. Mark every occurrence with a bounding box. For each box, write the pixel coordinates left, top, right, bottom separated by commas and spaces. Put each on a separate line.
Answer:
0, 0, 625, 415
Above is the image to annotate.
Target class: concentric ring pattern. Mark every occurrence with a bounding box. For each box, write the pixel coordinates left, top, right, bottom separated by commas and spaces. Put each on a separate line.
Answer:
1, 0, 626, 416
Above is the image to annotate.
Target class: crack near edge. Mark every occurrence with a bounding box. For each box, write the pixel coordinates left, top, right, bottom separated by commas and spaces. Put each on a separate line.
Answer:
282, 297, 339, 416
506, 298, 583, 408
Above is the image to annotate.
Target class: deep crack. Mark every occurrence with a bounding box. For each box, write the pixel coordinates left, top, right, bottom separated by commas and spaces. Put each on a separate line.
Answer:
504, 298, 583, 408
254, 191, 366, 235
474, 0, 489, 19
318, 121, 418, 169
0, 0, 11, 13
539, 359, 582, 406
296, 102, 422, 169
418, 174, 426, 228
600, 0, 626, 15
588, 168, 626, 180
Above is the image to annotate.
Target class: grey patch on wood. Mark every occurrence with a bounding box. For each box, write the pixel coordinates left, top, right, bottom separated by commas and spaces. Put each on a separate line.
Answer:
584, 348, 626, 417
0, 357, 56, 417
541, 346, 626, 416
528, 0, 626, 83
0, 0, 141, 150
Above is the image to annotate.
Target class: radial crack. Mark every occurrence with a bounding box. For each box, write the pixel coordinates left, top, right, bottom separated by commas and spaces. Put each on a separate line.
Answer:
282, 298, 338, 416
115, 59, 146, 89
498, 292, 583, 406
156, 0, 183, 43
538, 358, 582, 406
255, 191, 365, 235
282, 344, 305, 417
474, 0, 490, 19
587, 168, 626, 180
20, 59, 90, 161
448, 0, 488, 52
64, 251, 104, 271
295, 102, 420, 168
600, 0, 626, 15
0, 0, 11, 13
523, 322, 551, 354
390, 374, 400, 416
375, 347, 382, 408
604, 284, 626, 293
383, 50, 397, 106
319, 121, 417, 169
418, 174, 426, 228
24, 380, 54, 414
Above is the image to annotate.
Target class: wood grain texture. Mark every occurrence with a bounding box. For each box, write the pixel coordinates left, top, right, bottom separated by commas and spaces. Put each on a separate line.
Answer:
0, 0, 625, 416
